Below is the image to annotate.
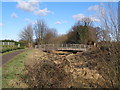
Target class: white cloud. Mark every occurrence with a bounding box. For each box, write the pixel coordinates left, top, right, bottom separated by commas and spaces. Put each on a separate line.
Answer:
24, 19, 37, 25
72, 14, 85, 21
88, 5, 105, 15
89, 16, 100, 22
25, 18, 31, 22
0, 23, 4, 27
11, 12, 18, 18
34, 8, 52, 16
55, 20, 67, 24
32, 20, 37, 25
16, 0, 39, 12
88, 5, 100, 11
72, 13, 100, 22
16, 0, 53, 16
29, 0, 39, 5
55, 21, 62, 24
24, 18, 37, 25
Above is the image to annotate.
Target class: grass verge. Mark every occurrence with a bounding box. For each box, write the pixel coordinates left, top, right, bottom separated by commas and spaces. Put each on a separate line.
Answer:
2, 49, 31, 88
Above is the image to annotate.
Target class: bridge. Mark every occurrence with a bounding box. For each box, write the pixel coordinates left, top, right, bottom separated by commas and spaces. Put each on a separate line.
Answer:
39, 44, 92, 51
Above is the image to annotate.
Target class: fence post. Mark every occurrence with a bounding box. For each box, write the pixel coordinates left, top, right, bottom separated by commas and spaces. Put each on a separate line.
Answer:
2, 42, 4, 45
8, 42, 9, 45
18, 44, 20, 47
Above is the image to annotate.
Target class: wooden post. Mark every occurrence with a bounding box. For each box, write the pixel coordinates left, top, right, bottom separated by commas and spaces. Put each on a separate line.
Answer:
66, 44, 67, 50
53, 44, 54, 50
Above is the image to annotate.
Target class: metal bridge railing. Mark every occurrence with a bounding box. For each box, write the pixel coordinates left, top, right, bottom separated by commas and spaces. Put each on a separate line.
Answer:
39, 44, 91, 51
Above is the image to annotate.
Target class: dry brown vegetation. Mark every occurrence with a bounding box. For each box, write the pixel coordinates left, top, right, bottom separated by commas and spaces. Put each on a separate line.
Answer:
21, 42, 120, 88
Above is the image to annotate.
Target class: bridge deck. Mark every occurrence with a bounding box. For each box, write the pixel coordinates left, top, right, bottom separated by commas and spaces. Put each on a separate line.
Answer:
39, 44, 91, 51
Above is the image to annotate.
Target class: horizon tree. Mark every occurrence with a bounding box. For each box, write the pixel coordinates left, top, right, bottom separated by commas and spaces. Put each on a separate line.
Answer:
66, 17, 96, 44
44, 28, 58, 44
34, 19, 48, 45
94, 3, 118, 41
19, 24, 33, 47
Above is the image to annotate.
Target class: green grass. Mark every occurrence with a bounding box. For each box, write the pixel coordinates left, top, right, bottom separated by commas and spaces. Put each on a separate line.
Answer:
2, 49, 30, 88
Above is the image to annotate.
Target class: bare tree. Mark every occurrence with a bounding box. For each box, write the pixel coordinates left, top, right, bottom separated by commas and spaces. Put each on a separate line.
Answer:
95, 3, 120, 87
44, 28, 58, 44
54, 34, 68, 44
19, 24, 33, 47
119, 1, 120, 41
95, 3, 118, 41
96, 27, 111, 41
34, 20, 48, 45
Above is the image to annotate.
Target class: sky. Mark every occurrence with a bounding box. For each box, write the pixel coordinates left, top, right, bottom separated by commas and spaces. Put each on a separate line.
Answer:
0, 1, 118, 41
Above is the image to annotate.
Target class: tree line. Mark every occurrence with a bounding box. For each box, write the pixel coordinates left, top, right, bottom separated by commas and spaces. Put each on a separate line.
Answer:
19, 3, 119, 47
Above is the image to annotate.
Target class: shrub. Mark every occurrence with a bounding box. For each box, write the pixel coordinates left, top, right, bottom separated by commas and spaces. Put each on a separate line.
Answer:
0, 47, 25, 53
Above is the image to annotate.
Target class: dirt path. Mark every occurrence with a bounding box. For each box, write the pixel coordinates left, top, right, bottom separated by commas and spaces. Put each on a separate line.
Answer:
2, 49, 25, 65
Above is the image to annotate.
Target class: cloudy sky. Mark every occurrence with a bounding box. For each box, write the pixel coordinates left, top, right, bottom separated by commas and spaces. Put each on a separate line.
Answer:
0, 1, 117, 41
